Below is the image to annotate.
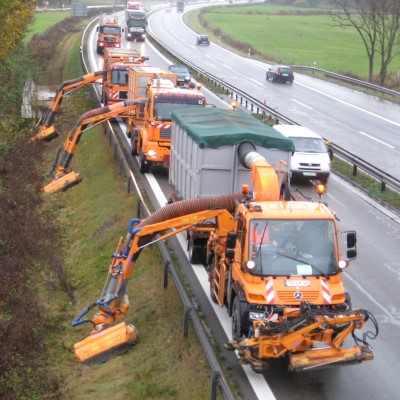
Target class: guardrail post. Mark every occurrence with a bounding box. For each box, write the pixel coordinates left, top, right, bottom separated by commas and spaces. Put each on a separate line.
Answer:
127, 177, 132, 194
381, 181, 386, 192
211, 371, 220, 400
352, 165, 358, 177
183, 306, 191, 338
164, 260, 170, 288
136, 199, 142, 218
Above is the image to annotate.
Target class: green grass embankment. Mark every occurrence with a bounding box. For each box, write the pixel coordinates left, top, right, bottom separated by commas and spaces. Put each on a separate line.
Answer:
24, 11, 70, 43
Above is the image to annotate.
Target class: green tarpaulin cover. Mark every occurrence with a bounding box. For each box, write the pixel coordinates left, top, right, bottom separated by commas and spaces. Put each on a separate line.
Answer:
171, 107, 294, 151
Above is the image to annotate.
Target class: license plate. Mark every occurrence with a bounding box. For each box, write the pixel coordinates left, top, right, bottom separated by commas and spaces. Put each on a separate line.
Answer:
303, 172, 316, 176
284, 280, 310, 287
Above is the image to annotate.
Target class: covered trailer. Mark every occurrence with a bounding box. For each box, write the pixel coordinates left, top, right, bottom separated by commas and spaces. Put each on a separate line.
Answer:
169, 107, 294, 201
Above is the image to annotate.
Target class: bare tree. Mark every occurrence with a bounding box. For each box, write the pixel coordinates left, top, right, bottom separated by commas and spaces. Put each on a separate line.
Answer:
375, 0, 400, 86
330, 0, 400, 86
329, 0, 378, 83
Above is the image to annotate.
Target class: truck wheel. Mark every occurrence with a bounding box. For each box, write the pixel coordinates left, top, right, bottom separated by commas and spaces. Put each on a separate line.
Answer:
208, 254, 218, 303
209, 281, 218, 303
139, 154, 150, 173
188, 237, 204, 264
232, 297, 244, 341
131, 130, 138, 155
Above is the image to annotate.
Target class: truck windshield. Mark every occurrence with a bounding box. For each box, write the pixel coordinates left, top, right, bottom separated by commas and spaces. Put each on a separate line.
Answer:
153, 95, 206, 121
111, 68, 128, 85
100, 27, 121, 35
249, 219, 337, 277
127, 19, 147, 27
290, 137, 327, 153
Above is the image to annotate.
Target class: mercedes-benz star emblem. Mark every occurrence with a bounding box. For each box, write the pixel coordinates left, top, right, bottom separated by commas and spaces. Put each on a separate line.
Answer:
294, 292, 303, 300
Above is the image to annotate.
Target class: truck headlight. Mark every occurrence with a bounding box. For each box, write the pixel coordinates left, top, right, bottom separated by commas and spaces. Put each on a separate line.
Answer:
249, 312, 264, 320
247, 260, 255, 270
148, 150, 157, 157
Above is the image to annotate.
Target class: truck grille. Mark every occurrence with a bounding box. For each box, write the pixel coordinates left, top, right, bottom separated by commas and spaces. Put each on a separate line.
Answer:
277, 291, 320, 303
160, 126, 171, 139
299, 163, 321, 170
103, 36, 117, 43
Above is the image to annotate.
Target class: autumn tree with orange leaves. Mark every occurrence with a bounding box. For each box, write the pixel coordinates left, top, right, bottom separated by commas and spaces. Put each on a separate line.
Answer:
0, 0, 38, 60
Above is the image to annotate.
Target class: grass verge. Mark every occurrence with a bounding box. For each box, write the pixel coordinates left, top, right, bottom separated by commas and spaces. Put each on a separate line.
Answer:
332, 158, 400, 212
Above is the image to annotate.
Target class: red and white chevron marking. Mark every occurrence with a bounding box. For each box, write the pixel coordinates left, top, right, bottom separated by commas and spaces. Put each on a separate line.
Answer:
109, 90, 119, 100
155, 123, 171, 129
266, 279, 274, 304
321, 278, 331, 304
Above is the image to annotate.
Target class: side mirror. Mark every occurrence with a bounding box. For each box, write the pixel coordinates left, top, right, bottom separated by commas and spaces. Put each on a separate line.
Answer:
226, 231, 237, 249
345, 231, 357, 260
225, 231, 237, 261
347, 231, 356, 247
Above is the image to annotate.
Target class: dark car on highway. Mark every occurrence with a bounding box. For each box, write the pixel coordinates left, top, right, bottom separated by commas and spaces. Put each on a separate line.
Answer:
168, 64, 193, 87
266, 65, 294, 84
196, 34, 210, 46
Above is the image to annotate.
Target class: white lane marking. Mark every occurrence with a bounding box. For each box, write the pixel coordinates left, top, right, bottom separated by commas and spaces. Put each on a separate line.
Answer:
295, 80, 400, 128
325, 190, 345, 207
291, 99, 313, 109
384, 263, 400, 279
359, 131, 395, 148
329, 173, 400, 224
344, 271, 400, 326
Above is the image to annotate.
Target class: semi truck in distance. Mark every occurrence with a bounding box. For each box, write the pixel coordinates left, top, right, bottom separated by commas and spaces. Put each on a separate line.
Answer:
125, 8, 147, 42
176, 0, 184, 12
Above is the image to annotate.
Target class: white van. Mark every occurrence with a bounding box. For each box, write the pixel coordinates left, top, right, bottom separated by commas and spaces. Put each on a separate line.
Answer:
273, 124, 331, 183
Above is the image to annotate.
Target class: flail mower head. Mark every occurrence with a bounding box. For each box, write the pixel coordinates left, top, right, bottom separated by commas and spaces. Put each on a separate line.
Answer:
30, 126, 59, 143
74, 322, 138, 365
43, 171, 81, 194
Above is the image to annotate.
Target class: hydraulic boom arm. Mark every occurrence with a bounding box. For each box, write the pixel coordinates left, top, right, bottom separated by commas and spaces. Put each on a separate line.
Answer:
31, 71, 106, 142
44, 98, 149, 193
72, 205, 236, 364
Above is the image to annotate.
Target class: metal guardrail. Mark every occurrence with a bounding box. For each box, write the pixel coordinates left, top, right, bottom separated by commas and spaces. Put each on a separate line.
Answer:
293, 66, 400, 98
80, 19, 236, 400
330, 142, 400, 193
147, 30, 400, 195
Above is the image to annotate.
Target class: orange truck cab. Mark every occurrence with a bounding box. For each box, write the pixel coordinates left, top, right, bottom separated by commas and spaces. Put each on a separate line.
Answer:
127, 66, 206, 173
96, 15, 123, 55
102, 49, 149, 105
